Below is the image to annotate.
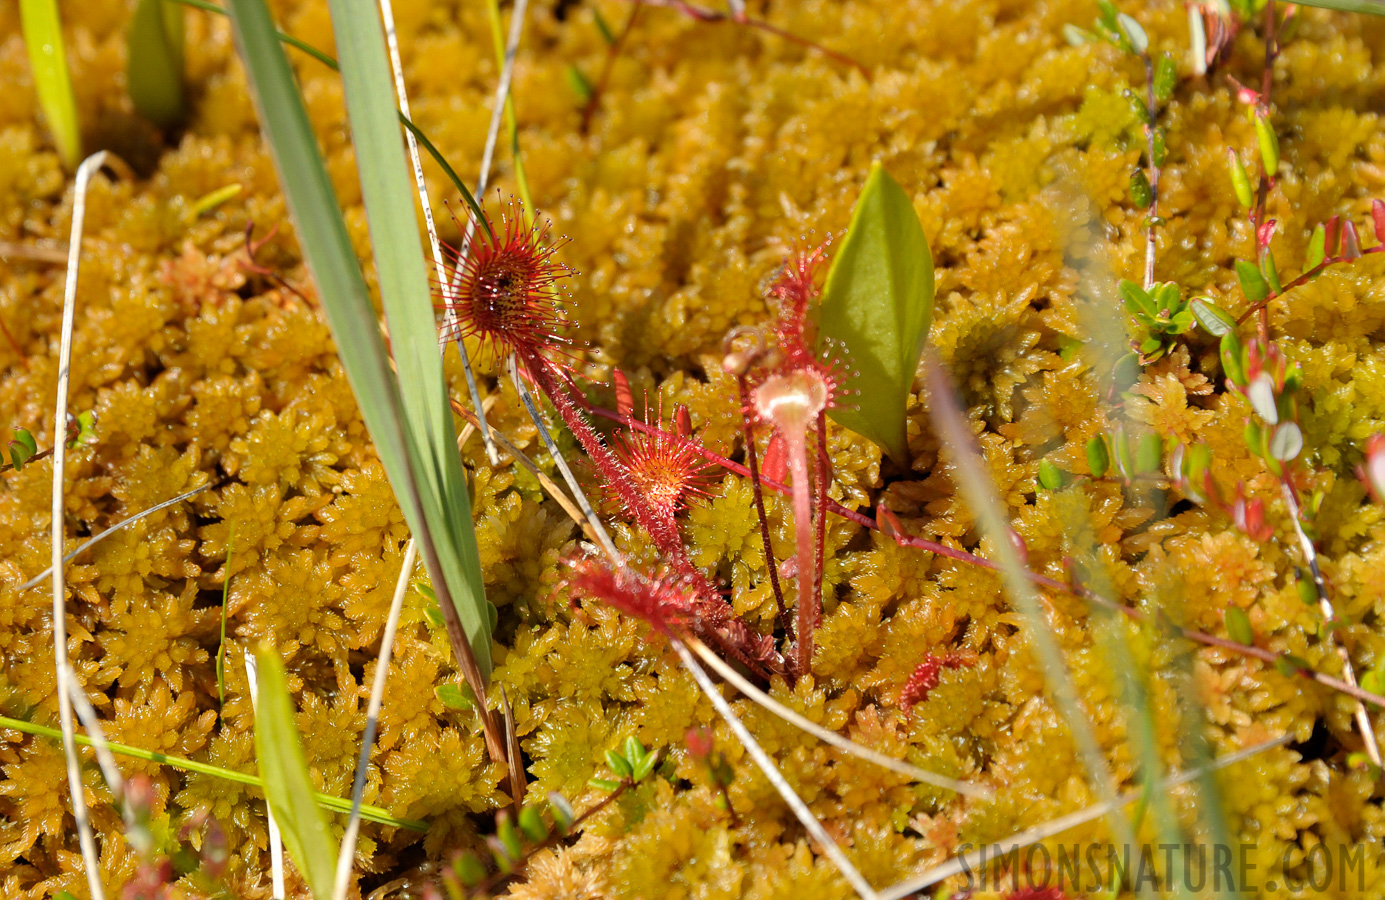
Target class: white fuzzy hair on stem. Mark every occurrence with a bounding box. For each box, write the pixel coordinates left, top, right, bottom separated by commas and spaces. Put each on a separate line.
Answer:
51, 150, 110, 900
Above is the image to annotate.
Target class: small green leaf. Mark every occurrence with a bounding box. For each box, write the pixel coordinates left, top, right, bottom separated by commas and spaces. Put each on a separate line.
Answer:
1037, 458, 1067, 490
1063, 23, 1094, 45
1111, 427, 1135, 480
496, 812, 523, 859
518, 804, 548, 842
454, 852, 487, 887
623, 736, 646, 769
1235, 259, 1270, 303
605, 749, 633, 779
192, 183, 243, 216
1220, 330, 1246, 386
1190, 298, 1237, 336
254, 649, 338, 900
548, 792, 575, 833
592, 7, 617, 44
434, 683, 473, 710
588, 777, 622, 792
1224, 607, 1253, 645
1129, 169, 1153, 209
1228, 150, 1254, 208
1254, 110, 1279, 174
128, 0, 185, 129
1260, 247, 1282, 293
1136, 433, 1162, 474
818, 162, 934, 463
631, 750, 659, 783
1290, 0, 1385, 14
1117, 279, 1154, 316
1153, 52, 1177, 102
1086, 435, 1110, 478
74, 410, 96, 445
1295, 574, 1319, 606
1305, 224, 1326, 271
12, 428, 37, 456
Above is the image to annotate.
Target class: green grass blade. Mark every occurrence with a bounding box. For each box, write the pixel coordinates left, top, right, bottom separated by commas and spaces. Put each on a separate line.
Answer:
1293, 0, 1385, 13
0, 713, 426, 831
484, 0, 533, 212
171, 0, 489, 232
19, 0, 81, 169
818, 162, 934, 463
128, 0, 186, 128
253, 650, 339, 899
325, 0, 491, 675
924, 355, 1146, 892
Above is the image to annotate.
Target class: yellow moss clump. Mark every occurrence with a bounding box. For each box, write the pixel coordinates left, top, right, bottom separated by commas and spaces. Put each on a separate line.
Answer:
4, 0, 1385, 897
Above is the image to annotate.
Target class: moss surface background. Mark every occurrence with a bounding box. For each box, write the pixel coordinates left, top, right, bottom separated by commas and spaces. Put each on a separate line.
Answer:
4, 0, 1385, 897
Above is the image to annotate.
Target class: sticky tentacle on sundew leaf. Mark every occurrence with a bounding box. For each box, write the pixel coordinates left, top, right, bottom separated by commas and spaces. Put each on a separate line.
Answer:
817, 161, 934, 463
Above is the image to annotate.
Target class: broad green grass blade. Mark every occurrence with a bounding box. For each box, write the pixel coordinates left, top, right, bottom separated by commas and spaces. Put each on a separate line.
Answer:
818, 162, 933, 463
1294, 0, 1385, 12
20, 0, 80, 169
128, 0, 185, 128
254, 650, 338, 900
325, 0, 491, 674
172, 0, 489, 231
225, 0, 492, 675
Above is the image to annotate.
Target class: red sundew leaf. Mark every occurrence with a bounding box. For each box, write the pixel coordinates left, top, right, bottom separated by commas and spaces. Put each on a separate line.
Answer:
674, 404, 693, 438
761, 432, 788, 482
613, 368, 634, 419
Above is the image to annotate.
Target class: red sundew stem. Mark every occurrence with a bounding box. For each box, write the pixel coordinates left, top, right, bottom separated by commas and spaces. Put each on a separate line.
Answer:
580, 1, 643, 134
812, 411, 829, 642
735, 376, 792, 641
782, 417, 816, 677
581, 402, 1385, 709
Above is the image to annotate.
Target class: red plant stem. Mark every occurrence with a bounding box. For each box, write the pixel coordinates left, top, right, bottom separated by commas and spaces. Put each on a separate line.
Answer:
783, 419, 816, 677
1236, 246, 1385, 324
736, 377, 792, 640
812, 412, 829, 641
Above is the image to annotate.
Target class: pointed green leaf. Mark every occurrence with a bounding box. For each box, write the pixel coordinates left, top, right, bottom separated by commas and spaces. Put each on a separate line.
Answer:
128, 0, 185, 128
254, 650, 337, 900
605, 749, 633, 778
1117, 279, 1155, 316
518, 804, 548, 843
818, 163, 934, 462
1224, 607, 1253, 646
1190, 298, 1237, 336
1235, 259, 1270, 303
1305, 224, 1326, 272
1086, 435, 1111, 478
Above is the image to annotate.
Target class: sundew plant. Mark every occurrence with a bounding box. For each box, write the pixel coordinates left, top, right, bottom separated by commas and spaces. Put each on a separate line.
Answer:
5, 1, 1385, 899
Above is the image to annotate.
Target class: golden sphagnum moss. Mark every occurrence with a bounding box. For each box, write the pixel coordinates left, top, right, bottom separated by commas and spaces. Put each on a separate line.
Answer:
3, 0, 1385, 897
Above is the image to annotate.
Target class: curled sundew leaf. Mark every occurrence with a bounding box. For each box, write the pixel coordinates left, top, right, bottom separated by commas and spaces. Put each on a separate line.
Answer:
128, 0, 185, 129
817, 162, 934, 462
254, 649, 338, 900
